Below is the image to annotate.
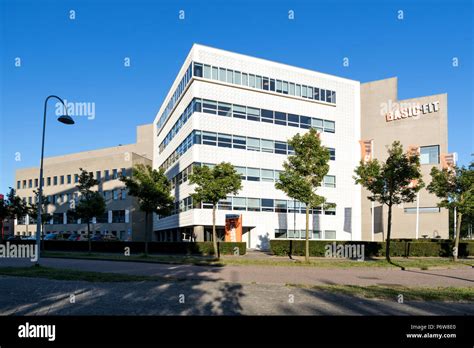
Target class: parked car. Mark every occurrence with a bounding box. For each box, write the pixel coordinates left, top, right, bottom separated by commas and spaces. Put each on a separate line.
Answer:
67, 234, 80, 241
90, 235, 103, 241
21, 236, 36, 240
6, 235, 21, 241
44, 233, 58, 240
77, 234, 89, 241
103, 235, 118, 241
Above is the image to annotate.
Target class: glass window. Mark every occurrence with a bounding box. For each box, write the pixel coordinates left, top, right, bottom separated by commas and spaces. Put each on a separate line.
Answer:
17, 180, 20, 189
233, 197, 247, 210
270, 79, 275, 91
256, 76, 263, 89
288, 200, 300, 213
193, 130, 202, 144
113, 169, 118, 179
247, 198, 261, 211
202, 132, 217, 146
324, 120, 335, 133
249, 74, 256, 88
313, 230, 321, 239
193, 98, 202, 112
261, 109, 274, 123
226, 69, 233, 83
262, 77, 269, 90
262, 199, 274, 212
324, 204, 336, 215
202, 99, 217, 114
274, 111, 287, 125
326, 90, 333, 103
193, 63, 203, 77
212, 66, 219, 80
275, 229, 287, 238
219, 68, 226, 82
288, 229, 299, 238
404, 207, 441, 214
203, 64, 211, 79
233, 105, 246, 119
296, 84, 301, 97
282, 81, 289, 94
324, 175, 336, 188
261, 139, 274, 153
308, 87, 313, 99
325, 230, 336, 239
217, 134, 232, 148
218, 197, 232, 210
314, 88, 320, 100
420, 145, 439, 164
247, 107, 260, 122
217, 102, 232, 117
233, 135, 246, 149
312, 118, 324, 131
276, 80, 282, 93
300, 116, 311, 129
328, 148, 336, 160
274, 141, 287, 154
261, 169, 274, 182
234, 71, 241, 85
320, 89, 326, 102
47, 177, 51, 186
275, 200, 287, 213
242, 73, 248, 86
247, 168, 260, 181
235, 166, 246, 179
247, 138, 260, 151
289, 83, 295, 95
302, 85, 307, 98
53, 176, 58, 185
288, 114, 299, 127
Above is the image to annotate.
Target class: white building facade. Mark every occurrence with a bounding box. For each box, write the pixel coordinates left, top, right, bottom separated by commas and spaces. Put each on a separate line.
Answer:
153, 44, 362, 249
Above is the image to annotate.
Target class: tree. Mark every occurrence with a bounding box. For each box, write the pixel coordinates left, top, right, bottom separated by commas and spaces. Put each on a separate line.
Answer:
70, 169, 106, 253
28, 190, 52, 243
188, 162, 242, 258
427, 162, 474, 261
121, 164, 174, 255
0, 195, 8, 240
0, 189, 29, 240
275, 128, 331, 262
354, 141, 423, 263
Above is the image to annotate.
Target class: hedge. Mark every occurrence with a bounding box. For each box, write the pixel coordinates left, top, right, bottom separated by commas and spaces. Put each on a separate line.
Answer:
269, 240, 474, 258
1, 240, 246, 256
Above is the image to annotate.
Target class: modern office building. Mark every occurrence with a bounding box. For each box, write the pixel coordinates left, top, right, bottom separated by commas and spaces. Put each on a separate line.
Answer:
13, 124, 153, 241
152, 44, 450, 249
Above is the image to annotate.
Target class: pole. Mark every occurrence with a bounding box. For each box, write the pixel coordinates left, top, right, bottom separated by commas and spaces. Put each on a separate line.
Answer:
371, 201, 374, 242
453, 207, 457, 240
415, 191, 420, 239
35, 95, 69, 266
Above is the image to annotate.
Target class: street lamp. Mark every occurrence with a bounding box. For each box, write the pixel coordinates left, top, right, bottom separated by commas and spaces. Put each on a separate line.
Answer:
35, 95, 75, 266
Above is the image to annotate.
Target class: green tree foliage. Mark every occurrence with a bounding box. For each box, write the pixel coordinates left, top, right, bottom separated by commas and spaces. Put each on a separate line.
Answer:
121, 164, 174, 255
354, 141, 423, 262
28, 190, 51, 241
188, 162, 242, 258
0, 188, 29, 239
427, 162, 474, 261
275, 128, 331, 262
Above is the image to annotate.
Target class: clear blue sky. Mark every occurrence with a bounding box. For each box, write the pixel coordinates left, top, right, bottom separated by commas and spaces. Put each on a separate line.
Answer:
1, 0, 472, 194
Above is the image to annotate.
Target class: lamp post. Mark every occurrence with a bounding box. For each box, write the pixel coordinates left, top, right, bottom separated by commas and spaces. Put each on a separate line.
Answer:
35, 95, 74, 266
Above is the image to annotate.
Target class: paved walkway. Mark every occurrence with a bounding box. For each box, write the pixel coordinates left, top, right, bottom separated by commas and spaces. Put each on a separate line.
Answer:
1, 257, 473, 287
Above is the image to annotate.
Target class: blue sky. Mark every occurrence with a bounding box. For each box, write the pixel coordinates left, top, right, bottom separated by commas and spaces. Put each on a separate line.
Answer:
1, 0, 472, 194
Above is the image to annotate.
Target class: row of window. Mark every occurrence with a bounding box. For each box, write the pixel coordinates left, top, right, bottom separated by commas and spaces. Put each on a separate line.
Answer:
17, 168, 128, 190
20, 188, 128, 206
159, 97, 336, 153
193, 62, 337, 104
159, 130, 336, 172
17, 210, 128, 225
167, 196, 336, 216
274, 229, 336, 240
169, 162, 336, 189
156, 63, 193, 132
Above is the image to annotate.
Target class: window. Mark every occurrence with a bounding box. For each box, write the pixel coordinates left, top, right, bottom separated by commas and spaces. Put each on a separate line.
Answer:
233, 136, 246, 150
247, 138, 260, 151
270, 79, 275, 91
113, 169, 118, 179
53, 213, 63, 225
247, 107, 260, 122
261, 139, 274, 153
193, 63, 203, 77
256, 76, 262, 89
219, 67, 226, 82
314, 88, 320, 100
203, 64, 211, 79
247, 198, 260, 211
275, 200, 287, 213
47, 177, 51, 186
263, 77, 269, 90
276, 80, 282, 93
296, 84, 301, 97
218, 197, 232, 210
420, 145, 439, 164
249, 74, 256, 88
404, 207, 440, 214
217, 102, 232, 117
28, 179, 32, 188
242, 73, 248, 86
328, 148, 336, 160
121, 189, 127, 200
324, 204, 336, 215
312, 230, 321, 239
233, 197, 246, 211
288, 114, 299, 127
289, 83, 295, 95
226, 69, 233, 83
324, 175, 336, 188
325, 230, 336, 239
17, 181, 20, 189
74, 174, 79, 183
95, 171, 101, 182
261, 109, 274, 123
247, 168, 260, 181
302, 85, 307, 98
202, 100, 217, 114
35, 178, 39, 187
202, 132, 217, 146
320, 89, 326, 102
275, 229, 287, 238
274, 111, 286, 125
274, 141, 287, 154
104, 170, 109, 181
112, 210, 126, 223
282, 81, 288, 94
261, 169, 275, 182
212, 66, 218, 80
288, 200, 300, 213
312, 118, 324, 132
113, 190, 119, 200
324, 120, 335, 133
121, 168, 127, 177
233, 105, 246, 119
288, 229, 299, 238
261, 199, 274, 212
217, 133, 232, 148
235, 166, 246, 180
300, 116, 311, 129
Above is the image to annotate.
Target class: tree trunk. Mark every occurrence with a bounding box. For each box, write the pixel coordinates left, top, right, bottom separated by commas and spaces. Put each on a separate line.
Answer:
454, 212, 462, 262
144, 212, 149, 256
87, 222, 91, 253
212, 205, 218, 259
386, 204, 392, 263
305, 205, 310, 263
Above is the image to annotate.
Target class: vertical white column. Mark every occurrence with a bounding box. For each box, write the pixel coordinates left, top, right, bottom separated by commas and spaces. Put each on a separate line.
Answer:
63, 212, 67, 225
108, 210, 113, 223
415, 192, 420, 239
125, 210, 130, 223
